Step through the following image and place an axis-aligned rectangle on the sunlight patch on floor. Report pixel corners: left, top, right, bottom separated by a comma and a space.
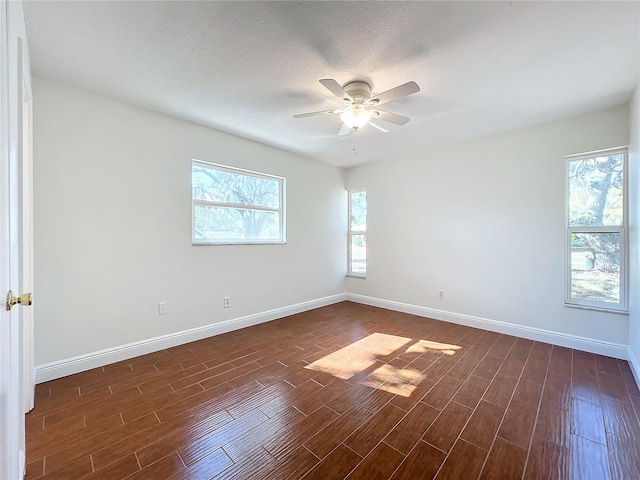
304, 332, 411, 380
305, 332, 461, 397
359, 363, 422, 396
405, 339, 461, 356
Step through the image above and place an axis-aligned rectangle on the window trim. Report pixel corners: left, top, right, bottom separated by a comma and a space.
192, 160, 286, 245
564, 146, 628, 313
347, 188, 366, 278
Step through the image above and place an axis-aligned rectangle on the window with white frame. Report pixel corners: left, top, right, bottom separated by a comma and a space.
348, 189, 366, 277
565, 147, 627, 312
192, 160, 285, 244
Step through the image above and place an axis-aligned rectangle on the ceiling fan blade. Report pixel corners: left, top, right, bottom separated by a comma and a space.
320, 79, 352, 101
369, 81, 420, 106
338, 123, 352, 136
372, 109, 411, 126
293, 109, 341, 119
368, 121, 389, 133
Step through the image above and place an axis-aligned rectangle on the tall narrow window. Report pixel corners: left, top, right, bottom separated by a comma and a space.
565, 147, 627, 312
348, 189, 366, 277
192, 160, 285, 244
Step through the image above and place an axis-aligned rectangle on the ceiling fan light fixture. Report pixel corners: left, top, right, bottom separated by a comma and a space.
294, 78, 419, 134
340, 104, 371, 129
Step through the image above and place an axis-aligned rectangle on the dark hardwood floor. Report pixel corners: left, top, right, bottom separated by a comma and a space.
26, 302, 640, 479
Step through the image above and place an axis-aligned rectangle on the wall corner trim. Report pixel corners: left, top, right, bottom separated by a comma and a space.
628, 347, 640, 390
35, 293, 347, 384
346, 293, 628, 360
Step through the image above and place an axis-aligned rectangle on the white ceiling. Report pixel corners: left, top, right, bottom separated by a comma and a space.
23, 1, 639, 168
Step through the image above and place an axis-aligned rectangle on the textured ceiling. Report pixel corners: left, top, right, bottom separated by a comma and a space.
24, 1, 640, 168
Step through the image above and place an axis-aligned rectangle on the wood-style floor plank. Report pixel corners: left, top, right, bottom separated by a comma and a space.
389, 440, 446, 480
479, 437, 527, 480
301, 444, 361, 480
25, 302, 640, 480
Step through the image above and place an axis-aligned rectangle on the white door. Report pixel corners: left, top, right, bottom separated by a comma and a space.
0, 0, 33, 478
19, 9, 34, 415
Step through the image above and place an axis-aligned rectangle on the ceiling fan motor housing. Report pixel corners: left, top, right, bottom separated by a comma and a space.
343, 81, 371, 103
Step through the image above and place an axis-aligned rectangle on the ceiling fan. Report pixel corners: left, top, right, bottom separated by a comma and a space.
294, 79, 420, 135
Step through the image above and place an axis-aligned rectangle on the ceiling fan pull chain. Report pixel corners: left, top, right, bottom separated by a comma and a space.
352, 129, 358, 156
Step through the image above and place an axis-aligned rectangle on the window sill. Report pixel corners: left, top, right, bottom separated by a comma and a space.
564, 303, 629, 316
346, 274, 366, 279
192, 241, 286, 246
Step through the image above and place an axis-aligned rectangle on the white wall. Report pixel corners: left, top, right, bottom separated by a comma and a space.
33, 77, 346, 366
33, 75, 635, 377
347, 105, 630, 350
629, 87, 640, 380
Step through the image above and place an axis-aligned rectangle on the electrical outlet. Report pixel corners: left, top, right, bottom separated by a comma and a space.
223, 296, 231, 308
437, 290, 445, 300
158, 302, 168, 315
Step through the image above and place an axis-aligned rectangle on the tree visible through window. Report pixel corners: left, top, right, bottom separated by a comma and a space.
192, 160, 285, 244
566, 148, 627, 312
348, 189, 366, 277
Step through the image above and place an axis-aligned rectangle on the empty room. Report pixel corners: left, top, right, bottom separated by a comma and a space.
1, 1, 639, 479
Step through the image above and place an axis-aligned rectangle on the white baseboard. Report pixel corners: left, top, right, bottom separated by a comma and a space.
35, 291, 633, 384
628, 347, 640, 390
347, 293, 628, 360
35, 293, 347, 384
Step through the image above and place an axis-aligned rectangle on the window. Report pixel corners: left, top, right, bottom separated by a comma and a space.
192, 160, 285, 244
565, 147, 627, 312
348, 189, 366, 277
